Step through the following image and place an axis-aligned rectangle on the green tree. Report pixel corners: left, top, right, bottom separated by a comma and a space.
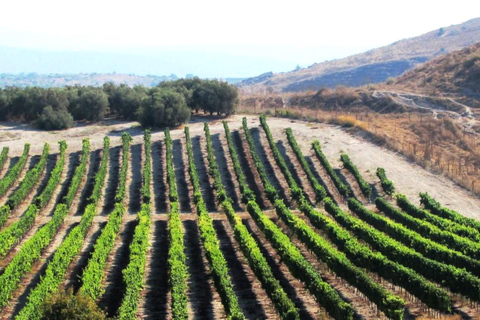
68, 87, 109, 121
36, 106, 74, 130
137, 87, 190, 128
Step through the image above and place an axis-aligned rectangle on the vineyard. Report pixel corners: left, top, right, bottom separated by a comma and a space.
1, 115, 480, 319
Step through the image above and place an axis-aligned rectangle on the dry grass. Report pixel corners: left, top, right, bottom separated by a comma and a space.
330, 115, 368, 130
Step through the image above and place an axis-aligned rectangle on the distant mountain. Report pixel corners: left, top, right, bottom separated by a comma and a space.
239, 17, 480, 93
0, 72, 245, 88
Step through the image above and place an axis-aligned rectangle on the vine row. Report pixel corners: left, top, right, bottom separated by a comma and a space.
0, 143, 30, 197
165, 128, 188, 320
340, 153, 372, 199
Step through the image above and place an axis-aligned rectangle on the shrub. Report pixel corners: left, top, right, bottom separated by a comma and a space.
40, 288, 107, 320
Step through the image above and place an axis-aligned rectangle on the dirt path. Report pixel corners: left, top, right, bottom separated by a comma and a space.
152, 139, 167, 213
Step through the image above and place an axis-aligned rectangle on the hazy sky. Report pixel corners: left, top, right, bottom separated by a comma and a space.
0, 0, 479, 75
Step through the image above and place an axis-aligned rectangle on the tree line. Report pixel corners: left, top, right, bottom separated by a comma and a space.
0, 78, 238, 130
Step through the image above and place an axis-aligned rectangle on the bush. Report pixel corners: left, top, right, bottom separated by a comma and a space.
40, 288, 107, 320
36, 106, 74, 130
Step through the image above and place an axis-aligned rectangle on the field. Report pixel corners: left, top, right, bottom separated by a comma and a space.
1, 115, 480, 319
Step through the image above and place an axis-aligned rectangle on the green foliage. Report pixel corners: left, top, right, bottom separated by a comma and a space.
222, 122, 299, 319
104, 83, 147, 120
204, 123, 228, 203
118, 205, 150, 320
285, 127, 327, 202
63, 139, 91, 207
36, 106, 74, 130
137, 88, 190, 128
339, 198, 480, 302
222, 203, 299, 319
0, 204, 69, 310
260, 116, 404, 319
246, 201, 354, 319
118, 130, 151, 319
222, 122, 255, 203
186, 126, 244, 319
87, 137, 110, 205
165, 128, 188, 320
0, 80, 237, 128
159, 78, 238, 115
16, 137, 109, 320
0, 147, 9, 172
241, 117, 277, 202
0, 140, 89, 310
316, 198, 451, 312
68, 87, 109, 121
35, 141, 68, 208
140, 129, 152, 203
0, 142, 67, 259
40, 288, 107, 320
340, 153, 372, 199
368, 197, 480, 275
376, 197, 480, 260
311, 139, 351, 197
259, 116, 304, 200
376, 167, 395, 195
5, 143, 50, 212
397, 194, 480, 241
242, 118, 355, 319
81, 133, 131, 301
420, 192, 480, 232
0, 143, 30, 197
164, 129, 178, 202
115, 132, 132, 203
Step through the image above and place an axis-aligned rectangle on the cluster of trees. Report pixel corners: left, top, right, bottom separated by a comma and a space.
0, 78, 238, 130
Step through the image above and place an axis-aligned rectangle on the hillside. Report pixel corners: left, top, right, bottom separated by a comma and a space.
388, 42, 480, 96
239, 17, 480, 93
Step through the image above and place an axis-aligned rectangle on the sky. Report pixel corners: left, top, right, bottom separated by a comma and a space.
0, 0, 479, 77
